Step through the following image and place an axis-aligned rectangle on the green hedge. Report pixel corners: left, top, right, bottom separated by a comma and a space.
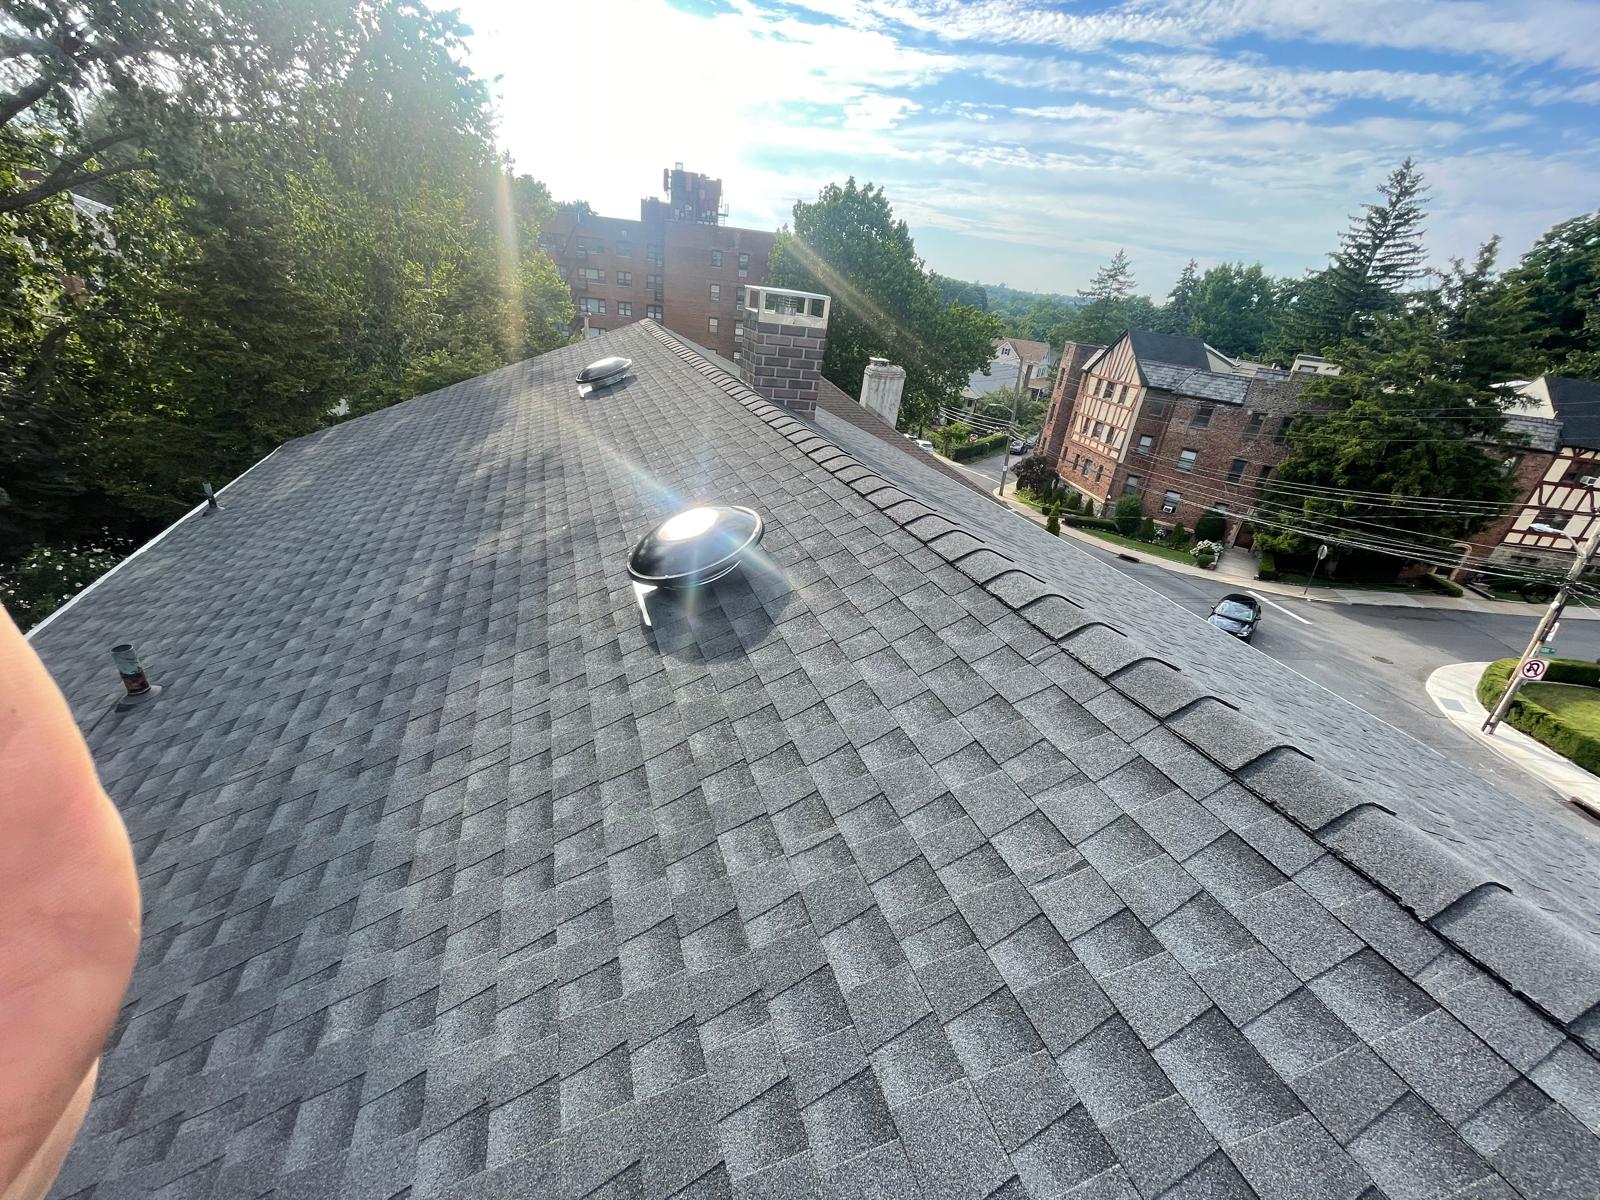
1476, 658, 1600, 774
1417, 572, 1464, 597
1257, 550, 1277, 581
1064, 515, 1119, 531
947, 432, 1010, 462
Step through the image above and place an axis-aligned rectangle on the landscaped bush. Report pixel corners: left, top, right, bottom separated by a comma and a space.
1194, 510, 1227, 543
947, 432, 1011, 462
1064, 491, 1082, 513
1137, 516, 1157, 542
1064, 515, 1119, 531
1257, 550, 1278, 581
1417, 572, 1464, 597
1190, 538, 1222, 567
1046, 512, 1060, 536
1114, 494, 1143, 536
1168, 523, 1189, 549
1476, 659, 1600, 774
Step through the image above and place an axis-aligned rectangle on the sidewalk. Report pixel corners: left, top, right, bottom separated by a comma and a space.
1426, 662, 1600, 808
991, 487, 1600, 619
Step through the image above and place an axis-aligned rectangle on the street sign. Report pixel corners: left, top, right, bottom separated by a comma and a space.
1316, 544, 1329, 560
1519, 657, 1549, 681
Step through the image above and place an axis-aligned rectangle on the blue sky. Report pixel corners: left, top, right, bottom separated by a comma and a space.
444, 0, 1600, 296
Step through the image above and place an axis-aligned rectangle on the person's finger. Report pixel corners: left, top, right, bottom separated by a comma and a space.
0, 608, 142, 1195
1, 1062, 98, 1200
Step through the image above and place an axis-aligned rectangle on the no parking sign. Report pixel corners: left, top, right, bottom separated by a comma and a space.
1519, 658, 1548, 681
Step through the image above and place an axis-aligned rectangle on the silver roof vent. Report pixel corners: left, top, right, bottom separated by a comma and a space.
577, 355, 632, 396
627, 505, 765, 625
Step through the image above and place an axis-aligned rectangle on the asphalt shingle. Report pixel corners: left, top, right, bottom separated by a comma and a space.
33, 321, 1600, 1198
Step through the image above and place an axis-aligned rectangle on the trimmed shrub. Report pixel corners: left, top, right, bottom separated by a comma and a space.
1168, 523, 1189, 549
1476, 659, 1600, 774
1064, 491, 1082, 513
1190, 538, 1222, 567
1064, 515, 1119, 531
1257, 550, 1278, 581
1417, 572, 1464, 597
1194, 510, 1227, 543
1137, 516, 1157, 542
1113, 494, 1143, 536
1046, 512, 1060, 536
948, 431, 1010, 462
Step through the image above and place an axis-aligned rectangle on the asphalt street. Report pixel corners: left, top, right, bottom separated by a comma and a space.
1063, 532, 1600, 810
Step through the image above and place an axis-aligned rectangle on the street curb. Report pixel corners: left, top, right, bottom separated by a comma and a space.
1425, 662, 1600, 805
989, 486, 1600, 619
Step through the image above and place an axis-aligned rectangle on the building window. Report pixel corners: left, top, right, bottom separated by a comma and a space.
1162, 490, 1181, 512
1535, 509, 1568, 528
1081, 459, 1092, 477
1227, 458, 1247, 483
736, 286, 746, 306
1177, 448, 1198, 472
1276, 415, 1294, 443
1191, 404, 1214, 429
1148, 397, 1166, 416
647, 304, 662, 320
709, 283, 721, 301
617, 241, 632, 258
1243, 410, 1264, 439
647, 244, 663, 265
579, 297, 607, 314
1136, 434, 1153, 454
1123, 476, 1142, 496
577, 237, 606, 255
1094, 465, 1104, 482
580, 267, 604, 283
708, 317, 719, 334
617, 301, 632, 317
738, 252, 750, 277
711, 249, 723, 267
618, 271, 632, 286
1257, 464, 1272, 484
733, 349, 742, 361
735, 322, 744, 337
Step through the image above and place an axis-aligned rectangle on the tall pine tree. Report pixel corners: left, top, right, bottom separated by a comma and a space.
1283, 160, 1429, 354
1074, 249, 1136, 344
1158, 259, 1199, 335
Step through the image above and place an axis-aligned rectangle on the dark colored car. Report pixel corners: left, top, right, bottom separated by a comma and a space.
1207, 593, 1261, 641
1008, 439, 1027, 455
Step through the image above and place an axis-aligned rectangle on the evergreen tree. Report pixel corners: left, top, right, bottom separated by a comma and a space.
1283, 160, 1430, 354
1075, 249, 1136, 344
1159, 259, 1200, 336
1505, 210, 1600, 371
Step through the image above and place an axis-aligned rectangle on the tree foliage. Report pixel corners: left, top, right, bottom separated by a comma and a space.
1505, 210, 1600, 373
1189, 263, 1276, 359
1, 0, 573, 591
1158, 259, 1199, 336
767, 178, 1002, 433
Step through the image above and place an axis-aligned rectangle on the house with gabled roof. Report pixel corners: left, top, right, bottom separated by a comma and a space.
27, 314, 1600, 1199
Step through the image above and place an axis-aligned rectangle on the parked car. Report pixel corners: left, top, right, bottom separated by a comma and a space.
1206, 593, 1261, 641
1008, 440, 1027, 455
914, 438, 934, 451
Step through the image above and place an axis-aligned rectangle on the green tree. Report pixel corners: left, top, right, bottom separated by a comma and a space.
1190, 263, 1278, 359
1159, 259, 1200, 336
933, 421, 974, 457
1046, 510, 1060, 536
932, 273, 989, 310
1281, 160, 1430, 355
1505, 210, 1600, 372
1113, 493, 1143, 536
1074, 249, 1136, 344
768, 178, 1001, 433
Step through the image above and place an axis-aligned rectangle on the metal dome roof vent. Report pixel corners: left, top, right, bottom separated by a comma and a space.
577, 355, 633, 396
627, 504, 765, 625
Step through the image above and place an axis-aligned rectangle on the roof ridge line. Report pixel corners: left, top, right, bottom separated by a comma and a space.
640, 319, 1600, 1045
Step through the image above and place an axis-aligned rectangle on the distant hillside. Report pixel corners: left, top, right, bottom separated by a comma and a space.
934, 275, 1087, 343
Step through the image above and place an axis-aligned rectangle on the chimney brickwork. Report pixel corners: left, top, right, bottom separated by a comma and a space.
738, 286, 831, 418
861, 357, 906, 427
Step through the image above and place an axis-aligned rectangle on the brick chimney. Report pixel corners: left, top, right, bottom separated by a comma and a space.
737, 285, 831, 417
861, 357, 906, 427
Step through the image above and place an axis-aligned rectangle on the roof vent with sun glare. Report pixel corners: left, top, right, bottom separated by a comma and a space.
627, 504, 764, 625
577, 355, 633, 396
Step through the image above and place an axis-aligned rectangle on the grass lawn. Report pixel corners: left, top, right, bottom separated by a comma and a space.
1523, 681, 1600, 736
1077, 528, 1200, 566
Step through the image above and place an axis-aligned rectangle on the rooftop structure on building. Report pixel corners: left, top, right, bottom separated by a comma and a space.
31, 323, 1600, 1199
539, 166, 774, 361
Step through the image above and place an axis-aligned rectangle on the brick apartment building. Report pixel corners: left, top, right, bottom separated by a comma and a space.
1040, 329, 1318, 542
540, 165, 776, 361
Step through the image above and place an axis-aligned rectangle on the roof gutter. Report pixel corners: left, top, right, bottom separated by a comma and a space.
25, 447, 281, 642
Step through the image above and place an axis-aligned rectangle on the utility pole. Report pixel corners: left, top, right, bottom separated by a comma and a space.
1482, 519, 1600, 733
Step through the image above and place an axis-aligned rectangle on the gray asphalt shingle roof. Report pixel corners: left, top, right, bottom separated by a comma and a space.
33, 321, 1600, 1199
1545, 375, 1600, 451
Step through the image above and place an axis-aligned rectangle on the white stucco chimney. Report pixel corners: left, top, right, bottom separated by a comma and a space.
861, 357, 906, 426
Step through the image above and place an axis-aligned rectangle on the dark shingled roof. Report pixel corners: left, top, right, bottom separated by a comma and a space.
32, 321, 1600, 1199
1545, 375, 1600, 451
1125, 328, 1214, 372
